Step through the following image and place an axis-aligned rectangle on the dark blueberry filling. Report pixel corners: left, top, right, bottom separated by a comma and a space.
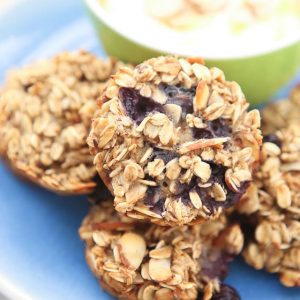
89, 176, 113, 204
144, 161, 249, 216
200, 250, 233, 280
151, 148, 179, 164
151, 198, 166, 216
263, 134, 282, 148
160, 83, 195, 117
177, 163, 249, 216
197, 284, 241, 300
193, 119, 232, 140
144, 186, 161, 206
119, 87, 164, 124
144, 186, 166, 215
230, 213, 257, 245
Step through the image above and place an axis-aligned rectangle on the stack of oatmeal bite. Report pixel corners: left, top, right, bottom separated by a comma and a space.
80, 55, 262, 300
1, 51, 300, 300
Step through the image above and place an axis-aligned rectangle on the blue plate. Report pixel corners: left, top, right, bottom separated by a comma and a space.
0, 1, 299, 299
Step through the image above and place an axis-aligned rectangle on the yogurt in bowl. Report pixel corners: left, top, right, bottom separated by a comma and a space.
85, 0, 300, 103
99, 0, 300, 59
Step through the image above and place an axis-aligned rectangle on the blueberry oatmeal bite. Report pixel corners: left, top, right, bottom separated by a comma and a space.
237, 123, 300, 287
87, 56, 262, 225
79, 200, 243, 300
0, 51, 123, 195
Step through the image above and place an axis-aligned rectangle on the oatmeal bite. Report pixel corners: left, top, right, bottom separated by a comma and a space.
237, 124, 300, 287
79, 200, 243, 300
0, 50, 123, 194
88, 56, 262, 225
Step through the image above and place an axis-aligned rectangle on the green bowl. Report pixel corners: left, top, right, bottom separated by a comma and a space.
84, 0, 300, 105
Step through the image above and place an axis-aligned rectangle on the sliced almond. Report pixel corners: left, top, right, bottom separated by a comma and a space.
117, 232, 146, 270
148, 258, 173, 282
193, 80, 210, 112
149, 246, 172, 259
178, 137, 230, 154
164, 104, 182, 125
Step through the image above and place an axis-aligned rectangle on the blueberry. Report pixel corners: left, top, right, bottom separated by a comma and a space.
89, 176, 113, 204
119, 87, 164, 124
200, 250, 233, 280
151, 148, 178, 164
197, 284, 240, 300
211, 284, 241, 300
263, 134, 281, 148
193, 119, 231, 140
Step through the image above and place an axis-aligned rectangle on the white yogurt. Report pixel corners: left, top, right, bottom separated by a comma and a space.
100, 0, 300, 58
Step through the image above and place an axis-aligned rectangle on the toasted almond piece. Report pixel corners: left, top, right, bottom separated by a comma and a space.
164, 104, 182, 125
187, 57, 205, 65
148, 258, 173, 282
117, 232, 146, 270
149, 246, 172, 259
178, 137, 230, 154
91, 221, 135, 231
193, 80, 209, 112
